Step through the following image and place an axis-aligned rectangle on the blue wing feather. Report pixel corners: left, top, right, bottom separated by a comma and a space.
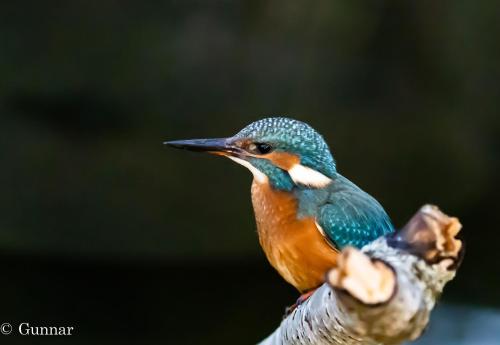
315, 175, 393, 249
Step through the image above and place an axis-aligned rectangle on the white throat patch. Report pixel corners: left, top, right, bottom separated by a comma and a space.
227, 156, 268, 183
288, 164, 332, 188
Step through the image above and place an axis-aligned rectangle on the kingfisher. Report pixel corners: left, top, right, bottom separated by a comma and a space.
165, 117, 393, 299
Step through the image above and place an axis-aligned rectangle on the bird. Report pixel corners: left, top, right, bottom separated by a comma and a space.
165, 117, 393, 300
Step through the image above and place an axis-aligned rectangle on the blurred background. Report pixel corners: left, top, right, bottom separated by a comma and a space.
1, 1, 499, 344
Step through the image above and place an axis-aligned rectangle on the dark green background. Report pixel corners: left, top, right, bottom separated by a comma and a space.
1, 1, 499, 344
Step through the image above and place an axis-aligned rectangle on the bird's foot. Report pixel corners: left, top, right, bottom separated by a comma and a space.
283, 289, 317, 318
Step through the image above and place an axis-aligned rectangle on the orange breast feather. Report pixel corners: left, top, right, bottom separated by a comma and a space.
251, 181, 338, 292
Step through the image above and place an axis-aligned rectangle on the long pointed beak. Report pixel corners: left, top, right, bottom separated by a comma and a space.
164, 138, 241, 156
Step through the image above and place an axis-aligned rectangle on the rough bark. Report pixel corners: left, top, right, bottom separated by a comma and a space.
259, 205, 464, 345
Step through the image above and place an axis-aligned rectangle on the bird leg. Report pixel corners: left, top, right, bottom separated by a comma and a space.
284, 288, 318, 317
297, 289, 317, 304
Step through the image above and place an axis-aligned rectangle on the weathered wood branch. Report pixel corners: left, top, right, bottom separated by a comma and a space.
259, 205, 464, 345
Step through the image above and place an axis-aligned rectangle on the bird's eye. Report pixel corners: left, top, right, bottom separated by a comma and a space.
254, 142, 272, 154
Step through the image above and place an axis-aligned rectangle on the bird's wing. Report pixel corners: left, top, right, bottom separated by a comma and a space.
315, 189, 393, 250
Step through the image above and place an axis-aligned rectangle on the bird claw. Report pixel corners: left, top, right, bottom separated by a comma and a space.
283, 304, 297, 318
283, 289, 317, 318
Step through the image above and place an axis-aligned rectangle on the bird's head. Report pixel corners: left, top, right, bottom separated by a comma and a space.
165, 117, 336, 191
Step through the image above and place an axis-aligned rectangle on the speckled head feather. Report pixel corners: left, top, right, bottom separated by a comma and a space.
234, 117, 336, 178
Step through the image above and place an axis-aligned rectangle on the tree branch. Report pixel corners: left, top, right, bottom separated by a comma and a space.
259, 205, 464, 345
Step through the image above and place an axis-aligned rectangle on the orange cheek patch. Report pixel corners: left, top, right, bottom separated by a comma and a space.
265, 152, 300, 170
